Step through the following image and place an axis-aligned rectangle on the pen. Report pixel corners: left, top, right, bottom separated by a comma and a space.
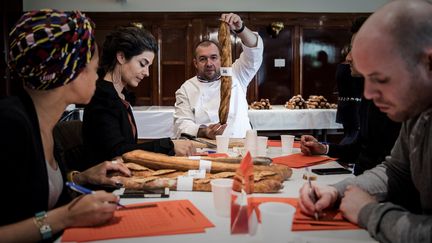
305, 167, 319, 220
65, 182, 126, 208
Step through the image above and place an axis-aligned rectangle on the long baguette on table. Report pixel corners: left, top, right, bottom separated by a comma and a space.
122, 150, 292, 180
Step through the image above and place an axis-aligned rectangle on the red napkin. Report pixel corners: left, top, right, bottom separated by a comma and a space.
272, 153, 336, 168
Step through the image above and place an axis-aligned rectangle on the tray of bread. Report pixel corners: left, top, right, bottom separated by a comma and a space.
285, 95, 337, 109
249, 98, 272, 110
110, 150, 293, 193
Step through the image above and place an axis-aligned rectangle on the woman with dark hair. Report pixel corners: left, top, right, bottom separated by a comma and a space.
0, 9, 131, 241
83, 26, 194, 167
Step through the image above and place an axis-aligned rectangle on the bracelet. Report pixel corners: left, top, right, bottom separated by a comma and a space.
34, 211, 52, 240
67, 171, 80, 183
234, 22, 245, 34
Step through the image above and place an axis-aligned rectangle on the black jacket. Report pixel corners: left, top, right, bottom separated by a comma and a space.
335, 63, 364, 145
0, 92, 70, 227
329, 98, 401, 175
82, 80, 175, 167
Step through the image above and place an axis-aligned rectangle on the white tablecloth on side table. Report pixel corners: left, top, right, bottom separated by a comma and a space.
79, 106, 343, 139
248, 105, 342, 131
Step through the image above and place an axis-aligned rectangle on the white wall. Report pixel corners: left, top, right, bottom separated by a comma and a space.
23, 0, 389, 13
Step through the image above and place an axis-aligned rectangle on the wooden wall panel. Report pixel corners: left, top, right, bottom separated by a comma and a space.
1, 11, 370, 106
256, 26, 293, 105
301, 27, 351, 103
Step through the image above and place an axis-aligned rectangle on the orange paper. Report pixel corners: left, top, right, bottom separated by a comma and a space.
272, 153, 336, 168
267, 140, 300, 148
250, 197, 359, 231
61, 200, 214, 242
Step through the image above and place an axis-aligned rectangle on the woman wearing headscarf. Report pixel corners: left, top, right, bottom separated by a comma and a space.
82, 25, 195, 167
0, 9, 131, 241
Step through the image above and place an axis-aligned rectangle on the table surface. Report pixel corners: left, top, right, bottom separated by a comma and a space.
58, 148, 377, 243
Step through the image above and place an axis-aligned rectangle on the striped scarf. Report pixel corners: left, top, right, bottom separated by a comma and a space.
8, 9, 96, 90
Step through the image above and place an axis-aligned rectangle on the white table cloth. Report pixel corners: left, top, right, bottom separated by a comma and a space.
57, 147, 377, 243
132, 106, 342, 139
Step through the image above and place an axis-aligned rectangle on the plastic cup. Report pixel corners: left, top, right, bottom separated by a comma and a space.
259, 202, 296, 242
281, 135, 295, 155
210, 178, 233, 217
216, 135, 230, 153
256, 136, 268, 157
245, 129, 257, 157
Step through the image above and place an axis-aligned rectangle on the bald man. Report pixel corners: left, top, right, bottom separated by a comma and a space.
298, 1, 432, 242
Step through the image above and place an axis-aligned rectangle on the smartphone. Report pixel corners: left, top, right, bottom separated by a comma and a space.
311, 168, 352, 175
120, 187, 170, 198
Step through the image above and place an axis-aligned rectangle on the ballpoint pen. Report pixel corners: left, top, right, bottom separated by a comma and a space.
305, 167, 319, 220
65, 181, 126, 208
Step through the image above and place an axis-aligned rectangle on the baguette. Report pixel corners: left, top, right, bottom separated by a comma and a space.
113, 176, 283, 193
123, 150, 292, 180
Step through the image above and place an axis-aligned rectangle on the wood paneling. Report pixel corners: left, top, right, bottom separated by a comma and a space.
1, 12, 369, 105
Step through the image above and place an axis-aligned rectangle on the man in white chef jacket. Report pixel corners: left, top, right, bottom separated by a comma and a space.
174, 13, 263, 139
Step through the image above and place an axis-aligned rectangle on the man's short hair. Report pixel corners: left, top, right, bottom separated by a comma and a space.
390, 9, 432, 67
193, 40, 222, 58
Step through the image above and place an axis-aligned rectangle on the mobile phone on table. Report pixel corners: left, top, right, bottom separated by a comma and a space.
311, 168, 352, 175
120, 187, 170, 198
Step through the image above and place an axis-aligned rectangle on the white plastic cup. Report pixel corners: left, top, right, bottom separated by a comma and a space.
210, 178, 233, 217
259, 202, 296, 242
216, 135, 230, 153
281, 135, 295, 155
256, 136, 268, 157
245, 129, 257, 157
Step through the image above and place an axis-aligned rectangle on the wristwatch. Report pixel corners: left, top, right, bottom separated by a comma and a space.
34, 211, 52, 240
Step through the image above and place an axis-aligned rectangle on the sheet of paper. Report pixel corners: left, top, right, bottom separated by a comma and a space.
62, 200, 214, 242
272, 153, 336, 168
250, 197, 359, 231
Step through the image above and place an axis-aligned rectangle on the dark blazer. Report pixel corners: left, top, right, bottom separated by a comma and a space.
329, 98, 402, 175
0, 92, 70, 226
83, 80, 175, 167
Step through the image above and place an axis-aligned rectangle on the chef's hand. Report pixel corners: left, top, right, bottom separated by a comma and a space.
197, 123, 227, 139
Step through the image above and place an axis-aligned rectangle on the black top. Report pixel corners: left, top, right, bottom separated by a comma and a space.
82, 80, 175, 167
0, 92, 70, 226
335, 63, 363, 132
329, 98, 402, 175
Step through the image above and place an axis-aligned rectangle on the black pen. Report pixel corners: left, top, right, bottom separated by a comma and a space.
66, 182, 126, 208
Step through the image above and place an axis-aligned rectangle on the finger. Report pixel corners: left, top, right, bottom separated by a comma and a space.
315, 194, 332, 212
106, 162, 132, 177
299, 184, 316, 212
208, 123, 219, 129
225, 13, 235, 24
301, 146, 312, 155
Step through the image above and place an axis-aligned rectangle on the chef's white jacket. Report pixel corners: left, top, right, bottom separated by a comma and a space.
174, 34, 263, 138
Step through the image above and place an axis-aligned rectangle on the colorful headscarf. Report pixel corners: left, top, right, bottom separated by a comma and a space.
8, 9, 96, 90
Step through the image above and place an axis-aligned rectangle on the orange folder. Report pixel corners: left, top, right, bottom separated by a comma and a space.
250, 197, 359, 231
272, 153, 336, 168
61, 200, 214, 242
